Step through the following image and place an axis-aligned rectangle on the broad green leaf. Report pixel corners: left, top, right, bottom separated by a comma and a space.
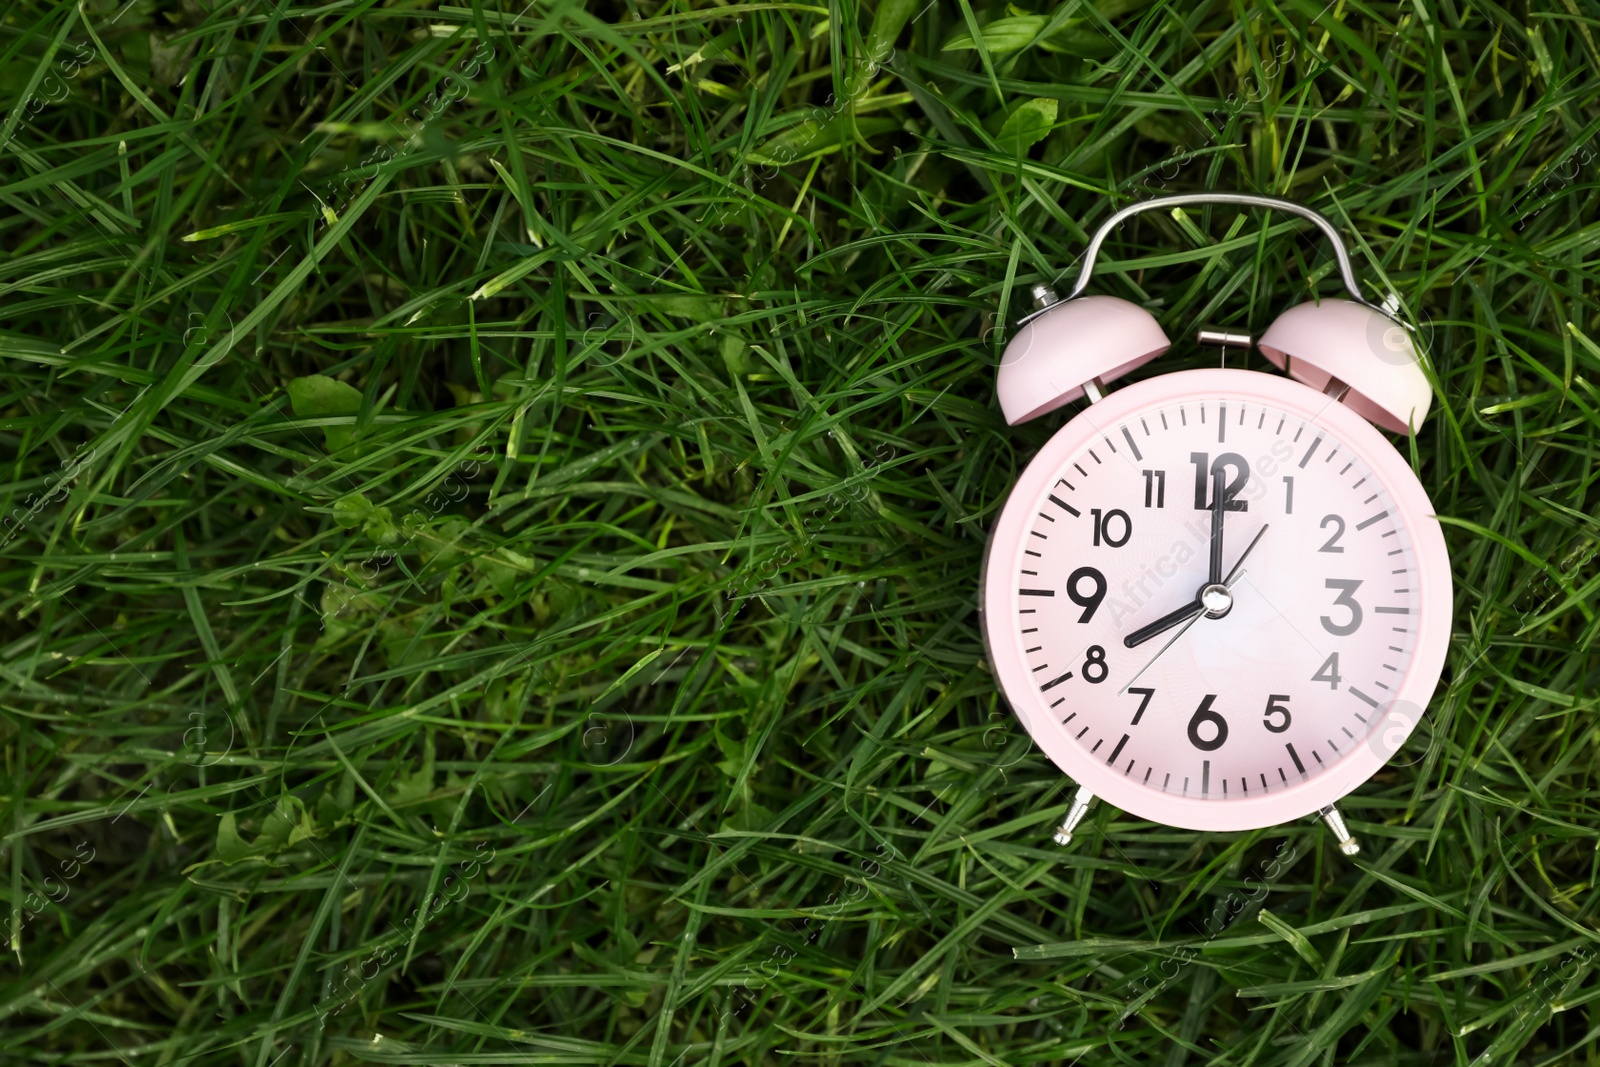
256, 795, 306, 850
390, 734, 436, 806
286, 373, 361, 416
331, 493, 370, 529
638, 293, 726, 322
1036, 0, 1159, 55
330, 491, 397, 544
866, 0, 919, 62
421, 516, 473, 568
1134, 112, 1193, 145
996, 97, 1058, 155
722, 799, 775, 833
721, 332, 750, 376
215, 812, 254, 865
473, 547, 538, 598
713, 722, 744, 778
1036, 22, 1120, 57
379, 620, 444, 671
287, 374, 363, 450
314, 786, 346, 829
943, 16, 1047, 56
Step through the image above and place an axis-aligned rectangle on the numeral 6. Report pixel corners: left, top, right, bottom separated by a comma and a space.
1187, 694, 1228, 751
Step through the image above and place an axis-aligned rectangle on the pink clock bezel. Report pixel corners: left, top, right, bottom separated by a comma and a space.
982, 367, 1452, 832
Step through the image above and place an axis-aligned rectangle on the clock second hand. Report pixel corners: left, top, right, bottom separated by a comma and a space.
1221, 521, 1268, 585
1116, 523, 1270, 695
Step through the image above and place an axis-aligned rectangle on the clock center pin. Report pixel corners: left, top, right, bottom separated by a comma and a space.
1199, 583, 1233, 618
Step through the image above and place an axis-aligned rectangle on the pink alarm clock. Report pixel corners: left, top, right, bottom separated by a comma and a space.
981, 193, 1451, 854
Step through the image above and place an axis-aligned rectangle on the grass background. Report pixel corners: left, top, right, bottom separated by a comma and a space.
3, 0, 1600, 1062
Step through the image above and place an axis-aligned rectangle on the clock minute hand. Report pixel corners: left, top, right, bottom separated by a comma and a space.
1208, 467, 1226, 586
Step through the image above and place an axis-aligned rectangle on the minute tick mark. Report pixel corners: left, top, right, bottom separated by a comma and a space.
1349, 687, 1379, 708
1040, 670, 1074, 692
1121, 427, 1143, 461
1286, 743, 1306, 776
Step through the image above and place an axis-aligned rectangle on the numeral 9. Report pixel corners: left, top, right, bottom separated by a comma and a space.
1066, 566, 1106, 623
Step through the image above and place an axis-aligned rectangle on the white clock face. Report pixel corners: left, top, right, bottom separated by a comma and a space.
983, 370, 1451, 830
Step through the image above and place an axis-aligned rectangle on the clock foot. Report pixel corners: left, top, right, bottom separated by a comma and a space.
1052, 786, 1096, 846
1318, 804, 1361, 856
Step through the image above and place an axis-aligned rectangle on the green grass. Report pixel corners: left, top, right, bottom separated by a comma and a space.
2, 0, 1600, 1062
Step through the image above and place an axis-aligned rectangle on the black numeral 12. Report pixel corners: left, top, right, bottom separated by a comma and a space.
1190, 452, 1249, 511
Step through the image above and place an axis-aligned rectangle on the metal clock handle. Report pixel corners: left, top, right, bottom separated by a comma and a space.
1063, 192, 1374, 309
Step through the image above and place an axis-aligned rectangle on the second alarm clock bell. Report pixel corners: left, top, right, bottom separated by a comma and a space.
980, 192, 1451, 856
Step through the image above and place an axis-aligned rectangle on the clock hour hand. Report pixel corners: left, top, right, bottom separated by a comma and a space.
1123, 600, 1202, 648
1119, 596, 1214, 694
